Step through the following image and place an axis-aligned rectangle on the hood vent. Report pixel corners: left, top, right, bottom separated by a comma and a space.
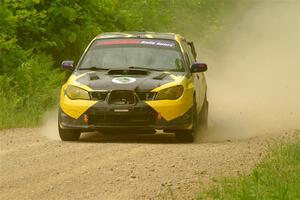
107, 69, 149, 76
89, 72, 100, 80
152, 72, 168, 80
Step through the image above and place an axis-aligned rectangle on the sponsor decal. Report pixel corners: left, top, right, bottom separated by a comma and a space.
97, 40, 142, 46
112, 77, 136, 84
140, 40, 175, 47
96, 39, 175, 48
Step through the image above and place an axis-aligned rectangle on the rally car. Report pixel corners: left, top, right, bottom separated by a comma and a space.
58, 32, 208, 142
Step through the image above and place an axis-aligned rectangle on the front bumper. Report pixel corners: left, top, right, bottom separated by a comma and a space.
58, 100, 193, 131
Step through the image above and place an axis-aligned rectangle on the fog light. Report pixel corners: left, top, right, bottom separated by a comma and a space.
83, 114, 89, 124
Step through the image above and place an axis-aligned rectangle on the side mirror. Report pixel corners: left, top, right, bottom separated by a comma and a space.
61, 60, 74, 71
191, 63, 207, 73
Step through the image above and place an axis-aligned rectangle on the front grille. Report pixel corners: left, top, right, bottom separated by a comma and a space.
136, 92, 156, 101
90, 92, 108, 101
89, 114, 155, 126
108, 90, 135, 105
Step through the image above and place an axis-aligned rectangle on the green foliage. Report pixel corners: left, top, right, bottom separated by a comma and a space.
1, 0, 172, 66
196, 139, 300, 200
0, 2, 26, 74
0, 54, 64, 128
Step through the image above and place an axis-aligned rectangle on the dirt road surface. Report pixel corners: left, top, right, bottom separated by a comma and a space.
1, 128, 298, 200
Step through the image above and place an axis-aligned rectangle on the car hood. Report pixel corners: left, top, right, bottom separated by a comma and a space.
69, 69, 186, 92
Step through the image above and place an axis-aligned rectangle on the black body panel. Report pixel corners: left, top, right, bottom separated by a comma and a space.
74, 70, 184, 92
58, 101, 193, 132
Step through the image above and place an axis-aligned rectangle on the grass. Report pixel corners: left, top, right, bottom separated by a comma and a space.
196, 137, 300, 200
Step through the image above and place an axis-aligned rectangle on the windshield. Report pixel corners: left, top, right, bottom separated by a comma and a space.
78, 39, 185, 72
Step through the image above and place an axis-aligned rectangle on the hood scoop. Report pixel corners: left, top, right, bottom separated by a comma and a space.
107, 69, 149, 76
153, 72, 168, 80
89, 72, 100, 80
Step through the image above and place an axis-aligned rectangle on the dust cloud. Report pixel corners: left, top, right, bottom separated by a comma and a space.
40, 110, 60, 140
197, 0, 300, 141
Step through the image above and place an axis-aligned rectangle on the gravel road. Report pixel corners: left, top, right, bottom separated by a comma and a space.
1, 128, 297, 200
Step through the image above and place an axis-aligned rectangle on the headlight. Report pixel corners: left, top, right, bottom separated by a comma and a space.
65, 85, 90, 100
155, 85, 184, 100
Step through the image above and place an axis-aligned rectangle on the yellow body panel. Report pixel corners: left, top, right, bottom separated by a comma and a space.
146, 77, 194, 121
66, 74, 92, 91
60, 74, 97, 119
151, 74, 184, 92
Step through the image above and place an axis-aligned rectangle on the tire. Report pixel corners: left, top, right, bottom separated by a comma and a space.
199, 97, 209, 129
175, 98, 198, 143
175, 130, 195, 143
58, 108, 81, 141
58, 125, 81, 141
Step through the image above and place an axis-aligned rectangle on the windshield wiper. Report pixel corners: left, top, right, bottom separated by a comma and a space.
79, 66, 109, 71
128, 66, 165, 72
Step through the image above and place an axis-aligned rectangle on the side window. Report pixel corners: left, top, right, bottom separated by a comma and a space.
181, 41, 194, 67
187, 42, 197, 60
185, 42, 196, 63
184, 52, 190, 67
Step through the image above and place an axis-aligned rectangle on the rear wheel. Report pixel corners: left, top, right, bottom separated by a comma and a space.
175, 98, 198, 143
175, 129, 195, 143
58, 125, 81, 141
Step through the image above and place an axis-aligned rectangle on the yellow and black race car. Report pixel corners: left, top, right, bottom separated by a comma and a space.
59, 32, 208, 142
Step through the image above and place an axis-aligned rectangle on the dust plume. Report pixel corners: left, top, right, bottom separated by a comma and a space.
40, 110, 60, 140
197, 0, 300, 141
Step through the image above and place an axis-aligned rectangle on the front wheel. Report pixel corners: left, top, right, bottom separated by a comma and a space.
175, 129, 195, 143
58, 125, 81, 141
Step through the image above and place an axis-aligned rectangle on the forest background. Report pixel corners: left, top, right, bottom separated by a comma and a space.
0, 0, 251, 128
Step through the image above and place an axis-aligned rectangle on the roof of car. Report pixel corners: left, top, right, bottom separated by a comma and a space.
96, 32, 184, 41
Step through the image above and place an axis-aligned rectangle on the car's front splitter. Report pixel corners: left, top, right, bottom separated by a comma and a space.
58, 101, 193, 132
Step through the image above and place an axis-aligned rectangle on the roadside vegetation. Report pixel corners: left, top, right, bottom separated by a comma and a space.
1, 0, 247, 129
0, 0, 170, 128
196, 137, 300, 199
